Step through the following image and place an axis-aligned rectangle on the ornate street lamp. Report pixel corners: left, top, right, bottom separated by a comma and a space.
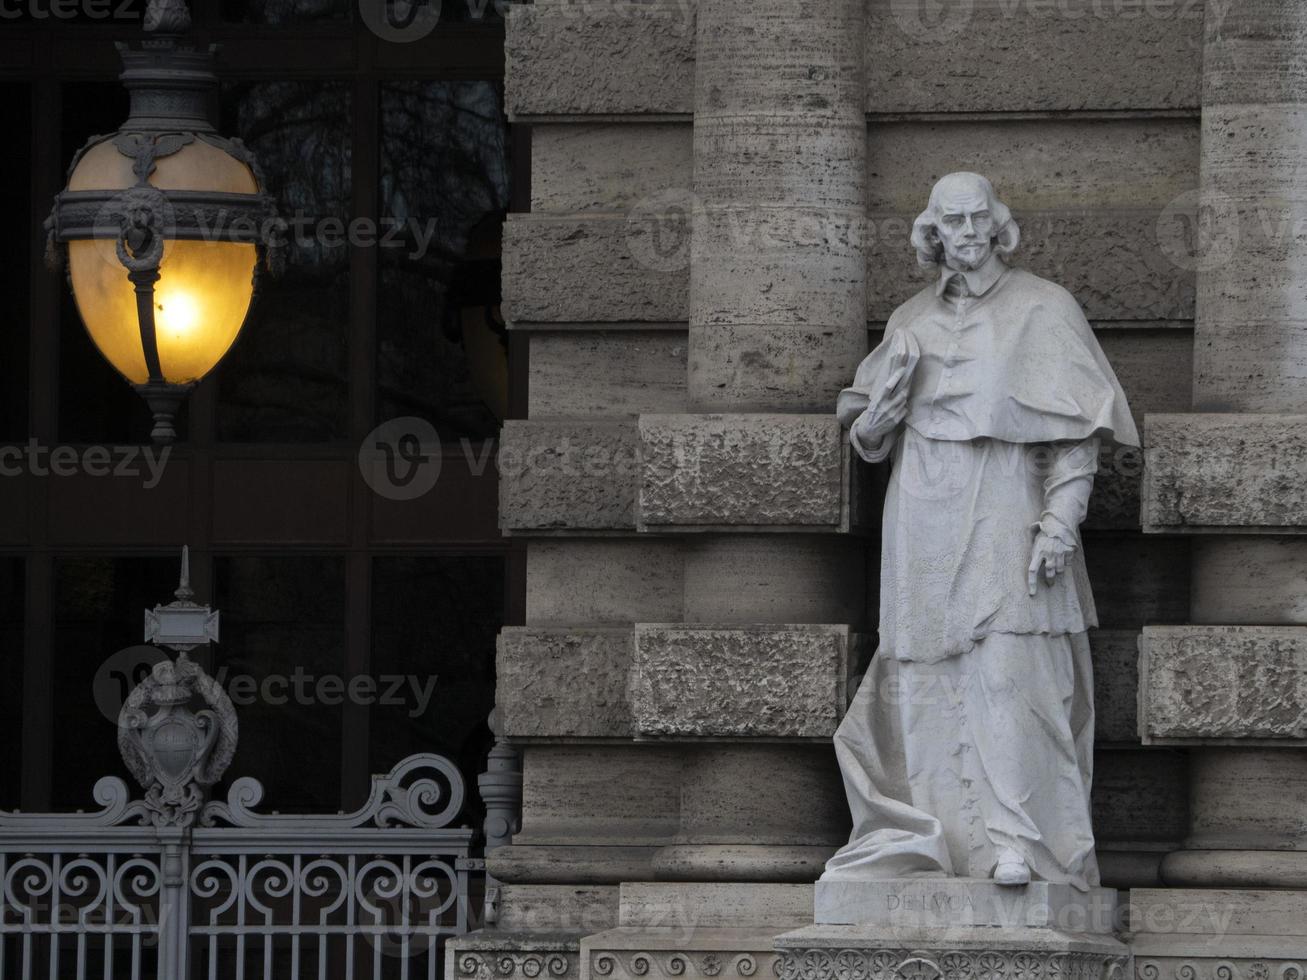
45, 0, 281, 445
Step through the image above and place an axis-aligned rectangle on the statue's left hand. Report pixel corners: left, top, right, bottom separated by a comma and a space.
1027, 531, 1076, 596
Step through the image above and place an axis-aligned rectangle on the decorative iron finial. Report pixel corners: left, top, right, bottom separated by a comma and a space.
145, 546, 219, 652
175, 544, 195, 603
142, 0, 192, 33
120, 546, 237, 827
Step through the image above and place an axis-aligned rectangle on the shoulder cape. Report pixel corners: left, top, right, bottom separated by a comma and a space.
837, 268, 1140, 447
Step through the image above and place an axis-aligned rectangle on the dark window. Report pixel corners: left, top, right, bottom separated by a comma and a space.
0, 560, 23, 809
50, 556, 179, 810
217, 81, 353, 443
377, 80, 510, 440
3, 4, 518, 816
0, 84, 31, 443
221, 0, 350, 24
369, 555, 502, 819
213, 555, 347, 812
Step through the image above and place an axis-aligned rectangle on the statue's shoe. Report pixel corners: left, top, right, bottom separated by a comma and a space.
993, 849, 1031, 886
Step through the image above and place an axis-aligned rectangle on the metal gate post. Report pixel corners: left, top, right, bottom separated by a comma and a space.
157, 828, 190, 979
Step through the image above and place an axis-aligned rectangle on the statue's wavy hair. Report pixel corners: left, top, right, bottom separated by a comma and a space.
909, 172, 1021, 269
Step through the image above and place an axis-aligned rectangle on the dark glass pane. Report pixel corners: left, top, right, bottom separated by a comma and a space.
369, 556, 501, 824
51, 556, 179, 810
56, 82, 162, 445
213, 556, 346, 811
377, 81, 510, 441
439, 0, 505, 22
0, 84, 30, 442
1, 0, 144, 24
221, 0, 349, 24
0, 560, 23, 809
217, 82, 351, 442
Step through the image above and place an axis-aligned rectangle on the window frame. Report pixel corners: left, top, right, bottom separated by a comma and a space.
0, 8, 527, 812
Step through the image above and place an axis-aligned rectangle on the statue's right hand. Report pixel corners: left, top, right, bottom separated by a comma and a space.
853, 384, 910, 445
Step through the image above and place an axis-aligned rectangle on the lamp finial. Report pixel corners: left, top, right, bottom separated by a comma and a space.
142, 0, 192, 34
176, 546, 194, 604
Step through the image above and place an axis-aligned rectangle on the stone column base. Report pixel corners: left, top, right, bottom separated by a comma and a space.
774, 925, 1129, 980
1129, 888, 1307, 977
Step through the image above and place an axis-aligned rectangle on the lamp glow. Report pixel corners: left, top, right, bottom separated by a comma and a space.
47, 25, 280, 444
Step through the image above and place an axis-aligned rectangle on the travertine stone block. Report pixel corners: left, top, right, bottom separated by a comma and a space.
487, 844, 659, 887
868, 210, 1192, 323
814, 879, 1118, 932
517, 745, 682, 844
630, 625, 855, 738
1139, 626, 1307, 743
686, 322, 866, 414
866, 119, 1198, 322
1143, 415, 1307, 531
1090, 629, 1141, 743
529, 332, 689, 419
504, 217, 688, 324
521, 328, 1186, 528
1131, 888, 1307, 938
1083, 534, 1190, 627
503, 0, 1201, 117
498, 629, 635, 738
864, 0, 1200, 113
1088, 329, 1192, 529
503, 214, 1195, 328
866, 120, 1198, 215
1130, 887, 1307, 969
504, 417, 859, 534
1091, 748, 1189, 845
499, 625, 861, 740
505, 2, 695, 118
526, 540, 684, 625
1194, 1, 1307, 412
618, 883, 813, 929
1184, 749, 1307, 851
499, 420, 639, 532
530, 125, 692, 214
688, 0, 867, 410
681, 537, 867, 628
497, 884, 620, 934
1095, 847, 1166, 890
638, 415, 847, 530
1191, 537, 1307, 625
667, 744, 849, 848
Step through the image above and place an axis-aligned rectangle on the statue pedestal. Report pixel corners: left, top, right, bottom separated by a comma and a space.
815, 878, 1119, 931
777, 880, 1128, 980
775, 925, 1129, 980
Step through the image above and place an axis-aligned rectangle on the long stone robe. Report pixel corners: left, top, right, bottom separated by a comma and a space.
823, 260, 1137, 890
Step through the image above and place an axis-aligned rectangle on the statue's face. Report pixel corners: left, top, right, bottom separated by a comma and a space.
933, 180, 995, 271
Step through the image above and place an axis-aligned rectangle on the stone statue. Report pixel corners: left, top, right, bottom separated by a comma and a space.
824, 173, 1138, 891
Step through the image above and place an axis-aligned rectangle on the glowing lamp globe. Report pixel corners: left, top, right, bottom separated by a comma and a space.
46, 4, 281, 443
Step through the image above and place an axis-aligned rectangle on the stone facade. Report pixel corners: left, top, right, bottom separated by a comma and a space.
449, 0, 1306, 976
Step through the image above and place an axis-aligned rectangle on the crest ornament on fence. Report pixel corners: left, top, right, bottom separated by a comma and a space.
117, 546, 237, 827
0, 544, 487, 977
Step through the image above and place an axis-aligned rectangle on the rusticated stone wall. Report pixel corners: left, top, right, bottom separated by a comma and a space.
442, 0, 1307, 977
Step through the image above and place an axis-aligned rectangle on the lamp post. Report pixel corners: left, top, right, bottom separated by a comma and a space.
45, 0, 281, 445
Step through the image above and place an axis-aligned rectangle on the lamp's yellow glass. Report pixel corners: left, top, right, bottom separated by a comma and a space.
65, 138, 261, 385
68, 239, 257, 385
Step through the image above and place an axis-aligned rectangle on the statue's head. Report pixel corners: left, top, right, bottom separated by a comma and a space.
910, 172, 1020, 272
